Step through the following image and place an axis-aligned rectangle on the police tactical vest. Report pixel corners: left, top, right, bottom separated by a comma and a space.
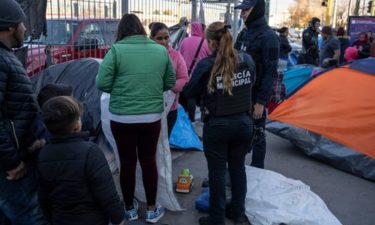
204, 53, 255, 116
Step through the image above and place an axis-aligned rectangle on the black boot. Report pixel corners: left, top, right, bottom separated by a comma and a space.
225, 203, 251, 225
198, 216, 213, 225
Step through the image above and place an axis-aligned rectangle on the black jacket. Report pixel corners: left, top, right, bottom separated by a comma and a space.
302, 26, 319, 57
0, 41, 39, 171
184, 50, 256, 116
234, 17, 279, 106
279, 35, 292, 59
37, 133, 124, 225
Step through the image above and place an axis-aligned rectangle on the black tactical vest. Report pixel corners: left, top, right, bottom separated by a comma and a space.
204, 53, 255, 116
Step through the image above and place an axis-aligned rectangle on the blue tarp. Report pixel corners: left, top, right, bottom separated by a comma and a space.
284, 65, 315, 96
170, 105, 203, 151
350, 57, 375, 75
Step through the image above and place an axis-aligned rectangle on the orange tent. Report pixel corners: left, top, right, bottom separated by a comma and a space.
269, 59, 375, 160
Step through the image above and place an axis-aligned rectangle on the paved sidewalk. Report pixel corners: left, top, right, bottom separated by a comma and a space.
116, 132, 375, 225
160, 132, 374, 225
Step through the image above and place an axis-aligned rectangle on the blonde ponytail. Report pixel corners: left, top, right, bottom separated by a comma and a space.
206, 22, 237, 95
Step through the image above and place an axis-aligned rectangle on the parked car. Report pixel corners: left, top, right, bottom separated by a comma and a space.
26, 18, 119, 76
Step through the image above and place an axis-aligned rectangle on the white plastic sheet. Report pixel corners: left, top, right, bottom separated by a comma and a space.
100, 91, 183, 211
245, 166, 342, 225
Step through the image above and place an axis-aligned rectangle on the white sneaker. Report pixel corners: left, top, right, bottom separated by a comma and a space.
125, 199, 139, 221
145, 204, 165, 223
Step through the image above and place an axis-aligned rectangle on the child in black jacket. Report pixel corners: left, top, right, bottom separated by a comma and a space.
37, 96, 124, 225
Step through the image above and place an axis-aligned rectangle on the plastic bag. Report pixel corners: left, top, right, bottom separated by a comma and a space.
169, 105, 203, 151
195, 187, 210, 213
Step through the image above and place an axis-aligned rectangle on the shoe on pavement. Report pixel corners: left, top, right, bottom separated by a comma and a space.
226, 203, 251, 224
198, 216, 213, 225
145, 204, 165, 223
125, 199, 139, 221
198, 216, 225, 225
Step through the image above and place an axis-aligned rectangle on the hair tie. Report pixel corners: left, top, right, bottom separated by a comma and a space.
216, 24, 231, 35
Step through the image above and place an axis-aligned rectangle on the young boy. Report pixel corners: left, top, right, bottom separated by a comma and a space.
27, 84, 75, 156
37, 83, 73, 107
37, 96, 124, 225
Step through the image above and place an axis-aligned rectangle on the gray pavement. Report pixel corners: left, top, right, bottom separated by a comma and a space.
155, 132, 375, 225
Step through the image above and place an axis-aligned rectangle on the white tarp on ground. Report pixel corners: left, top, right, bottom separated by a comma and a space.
101, 92, 183, 211
101, 90, 340, 221
245, 166, 342, 225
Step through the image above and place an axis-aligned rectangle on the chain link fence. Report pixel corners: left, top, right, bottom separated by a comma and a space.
24, 0, 229, 76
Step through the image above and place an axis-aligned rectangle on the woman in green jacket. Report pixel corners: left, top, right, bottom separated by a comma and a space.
96, 14, 175, 224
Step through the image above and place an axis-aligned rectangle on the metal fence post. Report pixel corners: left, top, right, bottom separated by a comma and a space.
121, 0, 129, 16
192, 0, 197, 22
233, 0, 239, 42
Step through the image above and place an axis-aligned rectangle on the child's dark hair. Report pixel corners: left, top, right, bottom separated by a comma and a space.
278, 27, 288, 34
149, 22, 168, 38
37, 84, 73, 107
42, 96, 82, 135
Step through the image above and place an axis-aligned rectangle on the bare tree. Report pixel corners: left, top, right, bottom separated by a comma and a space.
288, 0, 325, 28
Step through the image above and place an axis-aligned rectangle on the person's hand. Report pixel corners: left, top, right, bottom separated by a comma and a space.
27, 139, 46, 153
6, 161, 27, 181
253, 103, 264, 120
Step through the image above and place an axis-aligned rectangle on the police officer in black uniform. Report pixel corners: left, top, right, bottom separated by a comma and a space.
301, 17, 321, 65
234, 0, 279, 169
184, 22, 255, 225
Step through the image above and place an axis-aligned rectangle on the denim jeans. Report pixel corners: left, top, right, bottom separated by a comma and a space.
251, 108, 267, 169
203, 114, 253, 224
0, 165, 48, 225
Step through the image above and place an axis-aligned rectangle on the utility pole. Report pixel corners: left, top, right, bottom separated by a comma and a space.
121, 0, 129, 16
362, 0, 366, 15
354, 0, 360, 15
325, 0, 333, 25
265, 0, 270, 23
332, 0, 338, 28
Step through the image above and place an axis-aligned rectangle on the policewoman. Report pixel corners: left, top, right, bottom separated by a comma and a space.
184, 22, 255, 225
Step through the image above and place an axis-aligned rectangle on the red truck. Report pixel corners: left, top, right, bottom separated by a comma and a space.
26, 18, 119, 76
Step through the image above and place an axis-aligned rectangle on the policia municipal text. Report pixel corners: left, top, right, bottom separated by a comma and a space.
184, 22, 256, 225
